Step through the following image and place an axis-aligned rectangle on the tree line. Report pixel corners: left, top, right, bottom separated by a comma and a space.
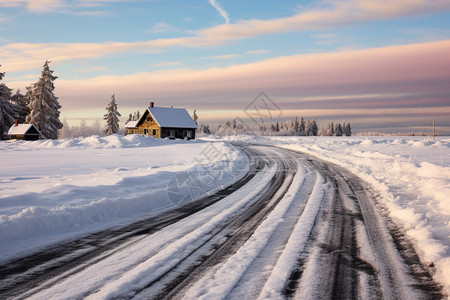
0, 61, 63, 140
0, 62, 124, 140
213, 117, 351, 136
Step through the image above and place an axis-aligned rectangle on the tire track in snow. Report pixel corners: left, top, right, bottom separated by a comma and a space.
0, 146, 261, 299
96, 146, 297, 299
0, 144, 443, 300
283, 153, 443, 300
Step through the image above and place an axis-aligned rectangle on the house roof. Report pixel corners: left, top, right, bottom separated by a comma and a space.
8, 124, 39, 135
147, 107, 198, 129
124, 120, 139, 128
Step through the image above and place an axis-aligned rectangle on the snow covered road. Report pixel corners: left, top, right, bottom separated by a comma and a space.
0, 143, 443, 299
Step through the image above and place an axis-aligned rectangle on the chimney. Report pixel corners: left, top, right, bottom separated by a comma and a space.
150, 101, 154, 108
15, 119, 18, 127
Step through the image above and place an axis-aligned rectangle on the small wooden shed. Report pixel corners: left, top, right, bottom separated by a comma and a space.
125, 102, 197, 139
8, 123, 41, 140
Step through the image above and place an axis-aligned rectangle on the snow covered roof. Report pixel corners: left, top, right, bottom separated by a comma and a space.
147, 107, 198, 129
8, 124, 39, 135
124, 120, 139, 128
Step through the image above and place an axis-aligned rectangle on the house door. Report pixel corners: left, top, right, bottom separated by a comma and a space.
183, 130, 192, 138
168, 130, 175, 138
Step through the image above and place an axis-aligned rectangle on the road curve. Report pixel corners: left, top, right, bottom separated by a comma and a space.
0, 144, 444, 300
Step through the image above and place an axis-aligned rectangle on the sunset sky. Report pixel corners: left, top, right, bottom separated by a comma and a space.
1, 0, 450, 134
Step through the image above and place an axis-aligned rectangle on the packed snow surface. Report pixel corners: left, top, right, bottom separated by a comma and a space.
0, 134, 449, 295
0, 134, 248, 262
218, 135, 450, 294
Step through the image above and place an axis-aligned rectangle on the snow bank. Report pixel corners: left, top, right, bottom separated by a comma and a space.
0, 135, 249, 262
230, 135, 450, 295
0, 134, 202, 150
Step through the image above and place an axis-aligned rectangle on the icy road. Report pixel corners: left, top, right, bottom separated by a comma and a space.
0, 144, 443, 299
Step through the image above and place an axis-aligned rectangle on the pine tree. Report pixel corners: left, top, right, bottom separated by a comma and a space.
335, 123, 343, 136
10, 89, 30, 124
305, 119, 312, 136
0, 67, 21, 140
299, 117, 306, 134
26, 61, 63, 139
103, 93, 121, 136
59, 118, 72, 139
327, 121, 335, 136
193, 109, 198, 125
311, 119, 318, 136
294, 117, 299, 132
344, 122, 352, 136
198, 124, 211, 134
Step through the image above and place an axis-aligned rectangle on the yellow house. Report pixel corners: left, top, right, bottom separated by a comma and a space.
125, 102, 197, 139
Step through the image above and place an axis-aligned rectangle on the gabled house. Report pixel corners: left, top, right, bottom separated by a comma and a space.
125, 102, 197, 139
8, 121, 41, 140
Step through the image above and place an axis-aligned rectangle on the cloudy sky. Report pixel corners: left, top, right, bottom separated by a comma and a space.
1, 0, 450, 134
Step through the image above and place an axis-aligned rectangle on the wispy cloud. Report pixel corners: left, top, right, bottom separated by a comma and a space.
8, 40, 448, 110
152, 61, 181, 67
245, 49, 270, 55
0, 0, 130, 13
2, 0, 450, 72
74, 10, 111, 16
0, 0, 65, 12
311, 33, 340, 45
199, 0, 450, 41
0, 13, 9, 23
202, 54, 239, 59
74, 66, 108, 73
209, 0, 229, 24
148, 22, 179, 34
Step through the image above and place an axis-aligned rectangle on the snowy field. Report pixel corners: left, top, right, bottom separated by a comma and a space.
1, 134, 449, 295
0, 135, 248, 262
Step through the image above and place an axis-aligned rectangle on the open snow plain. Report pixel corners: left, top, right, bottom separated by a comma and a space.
0, 135, 449, 298
0, 135, 249, 261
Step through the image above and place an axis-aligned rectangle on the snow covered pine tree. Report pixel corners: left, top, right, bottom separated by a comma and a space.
0, 66, 21, 140
26, 61, 63, 139
10, 89, 30, 124
103, 94, 121, 136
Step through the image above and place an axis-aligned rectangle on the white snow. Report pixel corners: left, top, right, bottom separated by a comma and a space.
220, 135, 450, 295
7, 124, 35, 135
0, 134, 248, 262
149, 107, 198, 128
258, 171, 325, 300
124, 120, 138, 128
1, 134, 449, 297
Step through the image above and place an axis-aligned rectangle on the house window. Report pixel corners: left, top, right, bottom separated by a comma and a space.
144, 129, 149, 135
152, 129, 156, 136
183, 130, 193, 138
168, 130, 175, 138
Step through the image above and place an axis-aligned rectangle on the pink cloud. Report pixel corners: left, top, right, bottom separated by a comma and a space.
7, 40, 450, 133
27, 39, 444, 108
3, 0, 450, 73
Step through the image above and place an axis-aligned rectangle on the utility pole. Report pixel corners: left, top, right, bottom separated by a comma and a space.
433, 121, 436, 139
